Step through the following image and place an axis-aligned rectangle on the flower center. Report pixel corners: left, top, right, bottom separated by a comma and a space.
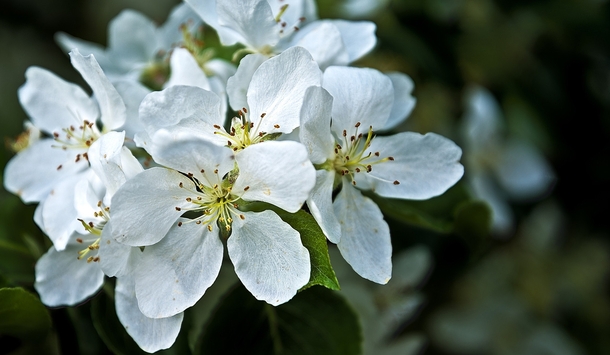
327, 122, 397, 186
213, 107, 280, 152
75, 200, 110, 263
52, 120, 101, 170
175, 169, 247, 234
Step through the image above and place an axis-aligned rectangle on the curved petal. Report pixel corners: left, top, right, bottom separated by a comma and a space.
247, 46, 322, 134
110, 167, 197, 246
70, 49, 127, 130
139, 85, 222, 136
228, 210, 310, 305
165, 48, 211, 90
470, 172, 513, 234
323, 66, 393, 135
108, 9, 158, 70
135, 219, 223, 318
3, 138, 87, 203
216, 0, 279, 50
307, 169, 341, 243
383, 72, 416, 131
299, 86, 335, 163
326, 20, 377, 63
115, 276, 184, 353
18, 67, 98, 134
98, 221, 138, 278
364, 132, 464, 200
158, 3, 202, 49
185, 0, 244, 46
234, 140, 315, 213
34, 245, 104, 307
226, 53, 267, 112
288, 21, 348, 70
335, 183, 392, 284
54, 32, 113, 69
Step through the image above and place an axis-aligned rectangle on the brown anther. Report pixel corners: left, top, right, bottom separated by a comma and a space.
97, 201, 102, 207
250, 122, 254, 128
345, 156, 350, 161
179, 182, 184, 188
343, 130, 347, 137
178, 222, 183, 227
352, 180, 357, 185
366, 165, 372, 172
197, 196, 202, 200
239, 214, 245, 220
87, 256, 94, 263
293, 26, 300, 31
57, 164, 63, 170
274, 124, 280, 129
186, 197, 192, 202
214, 169, 218, 174
374, 152, 380, 156
355, 168, 361, 172
207, 225, 213, 232
82, 152, 88, 160
76, 238, 83, 243
214, 124, 221, 129
388, 157, 395, 161
88, 222, 94, 228
350, 136, 355, 142
243, 107, 248, 113
244, 186, 250, 191
93, 256, 100, 262
70, 125, 75, 131
261, 113, 266, 118
53, 132, 59, 138
281, 22, 286, 27
355, 122, 361, 128
85, 140, 92, 146
75, 154, 81, 162
187, 172, 193, 177
393, 180, 400, 185
227, 140, 232, 146
175, 207, 182, 211
200, 169, 205, 173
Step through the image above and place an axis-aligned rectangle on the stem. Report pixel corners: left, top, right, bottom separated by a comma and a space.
264, 303, 283, 354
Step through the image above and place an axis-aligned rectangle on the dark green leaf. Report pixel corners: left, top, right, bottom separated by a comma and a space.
0, 239, 36, 284
197, 285, 361, 355
453, 200, 493, 242
0, 287, 51, 342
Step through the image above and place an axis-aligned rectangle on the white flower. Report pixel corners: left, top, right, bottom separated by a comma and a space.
4, 50, 126, 206
110, 135, 315, 316
461, 85, 556, 234
135, 46, 321, 154
55, 4, 201, 82
299, 66, 464, 284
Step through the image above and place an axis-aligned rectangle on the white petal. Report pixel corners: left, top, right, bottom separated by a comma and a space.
335, 183, 392, 284
185, 0, 241, 45
110, 168, 197, 246
69, 50, 127, 130
461, 85, 503, 148
326, 20, 377, 63
228, 210, 310, 305
306, 169, 341, 243
234, 140, 315, 213
158, 3, 202, 49
113, 80, 150, 139
288, 21, 349, 70
139, 85, 222, 136
88, 131, 143, 200
54, 32, 113, 69
364, 132, 464, 200
3, 139, 87, 203
494, 140, 556, 200
135, 219, 223, 318
247, 46, 322, 134
115, 276, 184, 353
98, 221, 137, 277
34, 245, 104, 307
226, 53, 267, 112
383, 72, 416, 130
165, 48, 211, 90
18, 67, 99, 134
323, 66, 393, 134
299, 86, 335, 163
107, 10, 158, 70
42, 172, 93, 250
145, 131, 234, 184
216, 0, 279, 50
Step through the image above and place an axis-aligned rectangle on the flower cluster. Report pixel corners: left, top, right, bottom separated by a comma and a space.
4, 0, 464, 352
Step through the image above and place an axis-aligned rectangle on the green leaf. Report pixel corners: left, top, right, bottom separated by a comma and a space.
0, 239, 36, 284
197, 285, 362, 355
453, 200, 493, 243
274, 210, 340, 291
0, 287, 51, 342
369, 183, 490, 235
